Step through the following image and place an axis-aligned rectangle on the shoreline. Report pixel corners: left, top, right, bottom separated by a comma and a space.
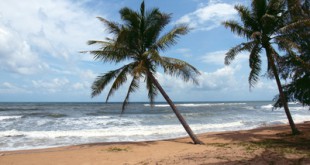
1, 121, 309, 164
0, 121, 303, 153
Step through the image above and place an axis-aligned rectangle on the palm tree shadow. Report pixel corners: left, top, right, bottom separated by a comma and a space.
207, 150, 310, 165
204, 123, 310, 143
202, 123, 310, 164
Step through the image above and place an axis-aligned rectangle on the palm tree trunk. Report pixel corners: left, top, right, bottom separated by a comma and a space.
265, 45, 300, 135
147, 72, 204, 144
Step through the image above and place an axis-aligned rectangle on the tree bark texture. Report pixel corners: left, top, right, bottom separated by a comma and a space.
264, 44, 300, 135
147, 72, 204, 144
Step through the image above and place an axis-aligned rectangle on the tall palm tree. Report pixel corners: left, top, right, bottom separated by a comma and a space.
222, 0, 300, 134
274, 0, 310, 107
83, 1, 203, 144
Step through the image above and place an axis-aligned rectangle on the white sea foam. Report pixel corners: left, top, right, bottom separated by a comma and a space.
290, 106, 309, 111
0, 116, 22, 121
144, 104, 170, 107
0, 121, 244, 139
192, 121, 244, 131
0, 102, 308, 151
0, 125, 184, 139
0, 129, 24, 137
144, 103, 247, 107
261, 104, 274, 109
293, 114, 310, 123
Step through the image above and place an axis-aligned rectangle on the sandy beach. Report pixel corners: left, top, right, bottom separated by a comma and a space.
0, 122, 309, 165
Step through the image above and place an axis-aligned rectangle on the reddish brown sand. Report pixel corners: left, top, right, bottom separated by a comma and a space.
0, 122, 309, 165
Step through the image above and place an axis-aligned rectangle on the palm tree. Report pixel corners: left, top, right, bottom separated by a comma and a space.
83, 1, 203, 144
222, 0, 300, 134
274, 0, 310, 107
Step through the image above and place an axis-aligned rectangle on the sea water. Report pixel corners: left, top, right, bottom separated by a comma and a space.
0, 101, 309, 151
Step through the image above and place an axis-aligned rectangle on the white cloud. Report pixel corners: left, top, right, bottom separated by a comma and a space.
72, 82, 88, 90
70, 69, 97, 91
79, 69, 97, 81
176, 2, 237, 31
202, 50, 248, 65
0, 82, 30, 94
0, 0, 105, 75
156, 65, 239, 92
0, 25, 49, 75
32, 78, 70, 93
201, 50, 226, 65
196, 66, 238, 90
255, 80, 277, 91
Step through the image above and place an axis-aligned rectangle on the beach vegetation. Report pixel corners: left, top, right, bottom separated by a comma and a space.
222, 0, 301, 135
208, 143, 231, 148
274, 0, 310, 107
105, 146, 130, 152
83, 1, 203, 144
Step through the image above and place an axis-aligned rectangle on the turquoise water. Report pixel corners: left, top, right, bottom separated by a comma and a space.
0, 101, 309, 151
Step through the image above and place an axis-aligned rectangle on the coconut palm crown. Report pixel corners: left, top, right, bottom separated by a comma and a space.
222, 0, 300, 134
84, 1, 203, 144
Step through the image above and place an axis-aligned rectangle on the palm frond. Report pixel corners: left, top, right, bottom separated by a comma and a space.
140, 1, 145, 16
119, 7, 140, 29
248, 43, 262, 88
279, 18, 310, 33
97, 17, 121, 35
222, 20, 252, 39
160, 57, 200, 84
144, 9, 171, 49
225, 41, 257, 65
87, 40, 110, 45
155, 24, 189, 51
147, 49, 162, 66
121, 76, 140, 113
286, 50, 310, 71
88, 42, 131, 63
267, 0, 285, 14
275, 35, 300, 51
91, 67, 125, 97
252, 0, 267, 19
106, 63, 136, 102
234, 5, 258, 32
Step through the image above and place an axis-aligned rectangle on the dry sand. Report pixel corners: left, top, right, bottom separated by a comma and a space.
0, 122, 309, 165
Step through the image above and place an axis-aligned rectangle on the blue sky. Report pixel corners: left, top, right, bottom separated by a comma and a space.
0, 0, 279, 102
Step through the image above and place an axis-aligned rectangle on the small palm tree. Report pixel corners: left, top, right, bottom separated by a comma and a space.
222, 0, 300, 134
83, 1, 203, 144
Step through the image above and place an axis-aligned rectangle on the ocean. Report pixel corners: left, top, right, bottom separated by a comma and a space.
0, 101, 309, 151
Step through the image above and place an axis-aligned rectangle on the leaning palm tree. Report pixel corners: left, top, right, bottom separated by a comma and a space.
274, 0, 310, 107
83, 1, 203, 144
222, 0, 300, 134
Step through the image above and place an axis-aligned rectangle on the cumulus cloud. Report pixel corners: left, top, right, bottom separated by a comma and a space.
176, 2, 237, 31
32, 78, 70, 93
71, 69, 97, 91
33, 78, 69, 88
156, 65, 239, 92
0, 0, 105, 75
196, 66, 238, 90
0, 25, 49, 74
